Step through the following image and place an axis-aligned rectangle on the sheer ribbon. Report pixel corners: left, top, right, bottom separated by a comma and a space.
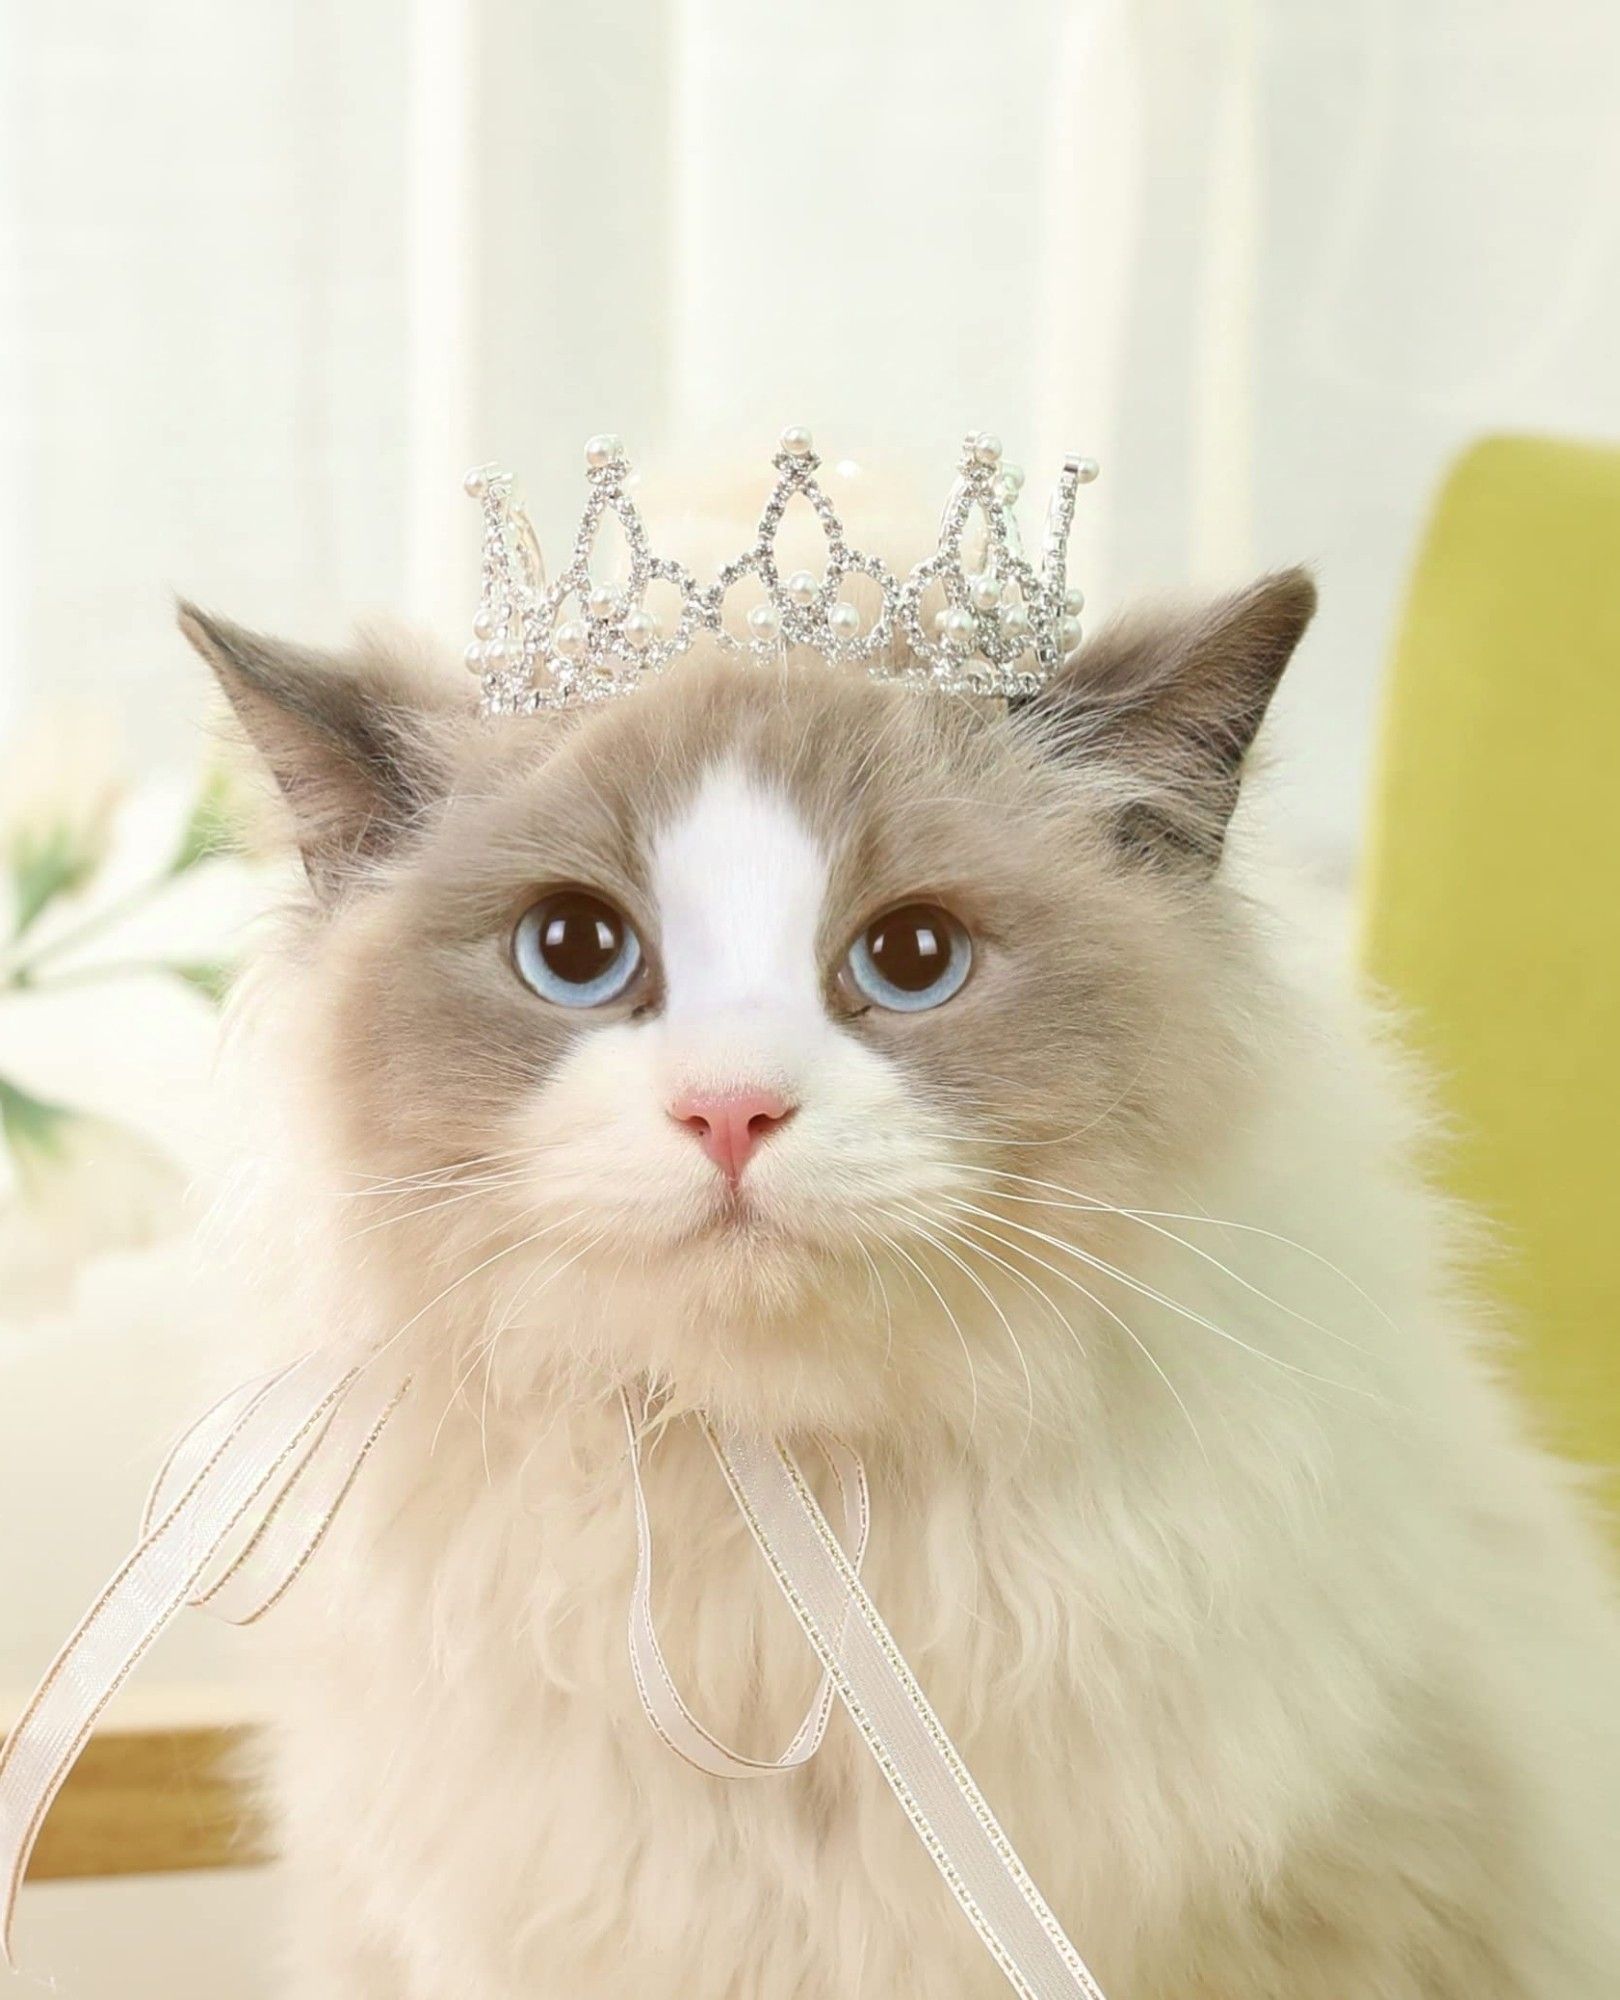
0, 1356, 1106, 1999
620, 1382, 871, 1779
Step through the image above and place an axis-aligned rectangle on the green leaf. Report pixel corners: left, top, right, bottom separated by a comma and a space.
0, 1074, 73, 1176
170, 959, 235, 1005
170, 765, 247, 875
9, 828, 96, 941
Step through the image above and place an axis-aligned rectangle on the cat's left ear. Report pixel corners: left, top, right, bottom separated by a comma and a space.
1024, 567, 1316, 866
178, 604, 470, 899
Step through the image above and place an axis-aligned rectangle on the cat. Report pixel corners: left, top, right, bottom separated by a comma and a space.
180, 569, 1620, 2000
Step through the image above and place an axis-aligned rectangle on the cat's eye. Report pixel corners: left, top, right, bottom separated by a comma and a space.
513, 890, 644, 1008
844, 903, 973, 1013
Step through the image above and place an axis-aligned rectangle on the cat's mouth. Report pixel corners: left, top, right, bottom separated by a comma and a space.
672, 1181, 816, 1257
694, 1186, 775, 1241
600, 1171, 866, 1269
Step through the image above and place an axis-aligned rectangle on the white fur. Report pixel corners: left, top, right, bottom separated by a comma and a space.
239, 764, 1620, 2000
653, 762, 828, 1031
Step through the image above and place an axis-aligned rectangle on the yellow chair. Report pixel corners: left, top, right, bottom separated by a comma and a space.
1362, 434, 1620, 1523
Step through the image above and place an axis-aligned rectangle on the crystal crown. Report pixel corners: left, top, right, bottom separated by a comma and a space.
463, 428, 1098, 714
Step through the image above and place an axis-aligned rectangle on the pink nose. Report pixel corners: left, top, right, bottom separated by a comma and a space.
669, 1087, 796, 1187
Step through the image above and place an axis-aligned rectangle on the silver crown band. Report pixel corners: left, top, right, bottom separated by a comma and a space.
464, 429, 1098, 714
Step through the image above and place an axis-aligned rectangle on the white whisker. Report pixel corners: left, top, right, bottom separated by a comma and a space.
883, 1202, 1037, 1446
938, 1195, 1382, 1409
477, 1227, 606, 1481
950, 1161, 1399, 1337
952, 1167, 1381, 1356
873, 1226, 980, 1444
920, 1202, 1211, 1464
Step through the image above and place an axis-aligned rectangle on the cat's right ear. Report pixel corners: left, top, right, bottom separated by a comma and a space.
178, 604, 469, 899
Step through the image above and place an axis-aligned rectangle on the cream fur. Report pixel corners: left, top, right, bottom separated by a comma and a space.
188, 621, 1620, 2000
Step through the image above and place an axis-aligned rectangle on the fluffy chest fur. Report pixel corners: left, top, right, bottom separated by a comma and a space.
267, 1165, 1619, 2000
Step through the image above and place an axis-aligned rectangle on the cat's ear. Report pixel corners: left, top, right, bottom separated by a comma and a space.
178, 603, 469, 898
1025, 567, 1316, 867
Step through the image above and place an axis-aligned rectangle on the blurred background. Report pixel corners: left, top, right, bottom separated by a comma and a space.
2, 1, 1618, 1991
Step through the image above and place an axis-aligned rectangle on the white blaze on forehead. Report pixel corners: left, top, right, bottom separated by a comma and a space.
652, 762, 827, 1024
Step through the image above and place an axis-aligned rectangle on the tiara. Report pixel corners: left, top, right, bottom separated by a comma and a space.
462, 429, 1098, 714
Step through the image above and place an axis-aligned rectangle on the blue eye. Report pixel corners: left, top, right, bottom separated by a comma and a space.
513, 891, 644, 1007
845, 903, 972, 1013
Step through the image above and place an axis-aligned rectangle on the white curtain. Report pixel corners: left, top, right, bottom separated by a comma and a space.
6, 0, 1620, 866
652, 0, 1620, 868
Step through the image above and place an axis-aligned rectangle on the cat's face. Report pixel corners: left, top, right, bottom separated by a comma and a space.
185, 576, 1312, 1433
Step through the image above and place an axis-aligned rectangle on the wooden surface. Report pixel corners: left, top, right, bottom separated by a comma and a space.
3, 1693, 273, 1883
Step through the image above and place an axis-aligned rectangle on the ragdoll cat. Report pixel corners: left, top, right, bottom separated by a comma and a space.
180, 569, 1620, 2000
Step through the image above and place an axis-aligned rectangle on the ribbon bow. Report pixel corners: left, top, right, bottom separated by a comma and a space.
0, 1350, 1107, 2000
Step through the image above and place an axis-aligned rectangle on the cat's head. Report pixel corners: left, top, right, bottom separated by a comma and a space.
183, 573, 1313, 1437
